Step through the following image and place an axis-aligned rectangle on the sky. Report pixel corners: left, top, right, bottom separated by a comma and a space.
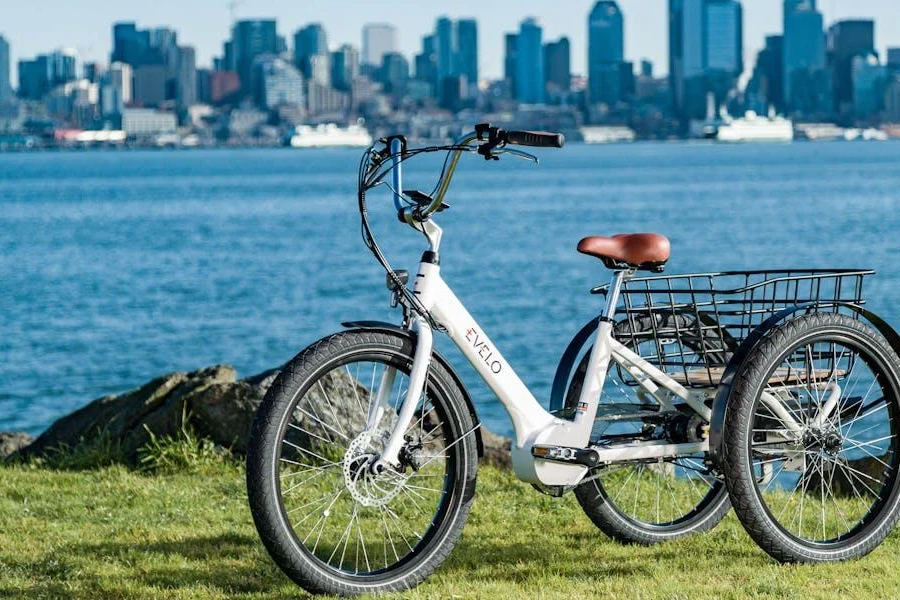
3, 0, 899, 84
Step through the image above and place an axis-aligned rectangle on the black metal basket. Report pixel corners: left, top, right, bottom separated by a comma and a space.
593, 269, 873, 388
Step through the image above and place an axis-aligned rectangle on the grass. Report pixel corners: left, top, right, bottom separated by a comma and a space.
2, 443, 900, 599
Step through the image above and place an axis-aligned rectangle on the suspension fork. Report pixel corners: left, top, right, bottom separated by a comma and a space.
373, 317, 433, 470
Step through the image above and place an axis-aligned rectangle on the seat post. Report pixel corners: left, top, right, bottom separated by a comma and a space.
602, 270, 627, 322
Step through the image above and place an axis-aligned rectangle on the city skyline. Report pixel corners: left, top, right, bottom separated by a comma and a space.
3, 0, 899, 85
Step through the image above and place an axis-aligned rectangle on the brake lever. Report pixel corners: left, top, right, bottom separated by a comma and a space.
494, 147, 539, 164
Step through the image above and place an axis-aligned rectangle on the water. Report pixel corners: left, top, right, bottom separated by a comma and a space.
2, 141, 900, 437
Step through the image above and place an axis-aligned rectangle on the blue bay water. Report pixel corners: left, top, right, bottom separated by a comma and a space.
2, 141, 900, 437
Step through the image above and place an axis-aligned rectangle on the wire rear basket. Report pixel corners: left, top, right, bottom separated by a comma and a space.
593, 269, 874, 388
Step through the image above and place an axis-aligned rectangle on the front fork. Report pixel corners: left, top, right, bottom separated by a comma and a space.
370, 317, 433, 470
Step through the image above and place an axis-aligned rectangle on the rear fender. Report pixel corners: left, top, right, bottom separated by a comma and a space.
341, 320, 484, 459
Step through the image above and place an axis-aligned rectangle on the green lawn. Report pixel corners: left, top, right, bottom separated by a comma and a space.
2, 458, 900, 599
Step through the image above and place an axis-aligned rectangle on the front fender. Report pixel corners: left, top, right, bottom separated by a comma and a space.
341, 321, 485, 459
707, 303, 900, 469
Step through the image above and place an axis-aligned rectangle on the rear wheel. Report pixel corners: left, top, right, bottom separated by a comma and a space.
246, 330, 478, 595
570, 313, 731, 544
723, 313, 900, 562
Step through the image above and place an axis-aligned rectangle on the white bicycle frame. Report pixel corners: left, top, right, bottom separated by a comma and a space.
368, 135, 829, 488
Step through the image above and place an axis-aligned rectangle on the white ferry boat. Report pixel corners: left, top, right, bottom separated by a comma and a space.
290, 123, 373, 148
715, 110, 794, 143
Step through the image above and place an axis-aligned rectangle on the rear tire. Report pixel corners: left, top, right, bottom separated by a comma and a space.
723, 313, 900, 563
246, 330, 478, 595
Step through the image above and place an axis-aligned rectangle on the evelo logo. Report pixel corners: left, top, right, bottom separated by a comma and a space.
465, 327, 503, 374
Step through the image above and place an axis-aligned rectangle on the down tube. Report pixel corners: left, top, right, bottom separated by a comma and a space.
428, 277, 556, 447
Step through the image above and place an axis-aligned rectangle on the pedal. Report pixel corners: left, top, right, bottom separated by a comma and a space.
531, 445, 600, 468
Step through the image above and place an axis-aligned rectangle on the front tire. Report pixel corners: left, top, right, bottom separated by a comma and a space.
246, 330, 478, 595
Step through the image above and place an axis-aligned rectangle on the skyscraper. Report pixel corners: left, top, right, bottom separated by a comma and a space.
852, 52, 887, 117
176, 46, 197, 108
0, 35, 11, 103
588, 1, 625, 106
232, 19, 279, 94
331, 44, 359, 92
504, 33, 518, 94
515, 18, 544, 104
415, 35, 437, 89
294, 24, 328, 79
435, 17, 456, 83
457, 19, 479, 91
827, 20, 875, 112
669, 0, 743, 119
362, 24, 396, 67
112, 22, 151, 66
783, 0, 825, 109
544, 37, 571, 95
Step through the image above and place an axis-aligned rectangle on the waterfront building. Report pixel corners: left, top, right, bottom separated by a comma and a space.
544, 37, 571, 97
827, 20, 875, 113
306, 81, 349, 116
887, 47, 900, 74
232, 20, 279, 95
515, 18, 545, 104
747, 35, 783, 113
331, 44, 359, 92
362, 24, 396, 67
588, 1, 624, 107
783, 0, 825, 110
121, 108, 177, 135
0, 35, 11, 103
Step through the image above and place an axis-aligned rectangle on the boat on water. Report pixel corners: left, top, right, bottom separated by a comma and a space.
580, 126, 636, 144
715, 110, 794, 143
290, 123, 373, 148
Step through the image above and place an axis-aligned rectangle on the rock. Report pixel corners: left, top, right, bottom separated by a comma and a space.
18, 364, 515, 469
0, 432, 34, 459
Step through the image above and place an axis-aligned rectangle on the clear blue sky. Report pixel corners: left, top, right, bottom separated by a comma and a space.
3, 0, 899, 82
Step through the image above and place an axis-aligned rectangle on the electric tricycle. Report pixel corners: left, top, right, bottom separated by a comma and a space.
246, 125, 900, 595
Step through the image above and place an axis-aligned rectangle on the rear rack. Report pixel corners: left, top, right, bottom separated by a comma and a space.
593, 269, 874, 388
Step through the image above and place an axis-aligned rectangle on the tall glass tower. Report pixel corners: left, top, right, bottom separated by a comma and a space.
783, 0, 825, 109
588, 1, 624, 106
515, 18, 544, 104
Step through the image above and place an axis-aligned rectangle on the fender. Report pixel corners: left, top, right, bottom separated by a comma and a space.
549, 316, 600, 414
707, 302, 900, 468
341, 320, 485, 459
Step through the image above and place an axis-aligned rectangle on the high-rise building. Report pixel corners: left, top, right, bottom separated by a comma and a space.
515, 18, 544, 104
588, 1, 625, 107
504, 33, 518, 94
255, 56, 304, 109
18, 57, 50, 100
0, 35, 11, 103
331, 45, 359, 92
747, 35, 784, 112
889, 48, 900, 74
852, 52, 887, 117
457, 19, 478, 91
176, 46, 197, 108
783, 0, 825, 110
380, 52, 410, 95
415, 35, 437, 89
294, 24, 328, 79
544, 37, 571, 95
669, 0, 743, 119
827, 20, 875, 113
362, 24, 396, 67
112, 22, 151, 66
108, 62, 133, 105
132, 64, 168, 107
232, 20, 279, 94
435, 17, 456, 83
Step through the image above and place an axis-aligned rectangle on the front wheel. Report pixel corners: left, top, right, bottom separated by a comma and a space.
723, 313, 900, 563
246, 330, 478, 595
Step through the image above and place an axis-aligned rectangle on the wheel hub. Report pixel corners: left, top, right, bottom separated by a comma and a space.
801, 427, 843, 456
342, 432, 406, 507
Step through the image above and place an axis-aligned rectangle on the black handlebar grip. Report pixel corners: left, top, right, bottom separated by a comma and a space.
505, 130, 565, 149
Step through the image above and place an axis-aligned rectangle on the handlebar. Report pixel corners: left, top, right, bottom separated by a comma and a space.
504, 130, 566, 148
388, 124, 564, 224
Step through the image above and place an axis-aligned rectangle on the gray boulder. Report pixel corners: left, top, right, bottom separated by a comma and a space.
15, 364, 513, 468
0, 432, 34, 459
